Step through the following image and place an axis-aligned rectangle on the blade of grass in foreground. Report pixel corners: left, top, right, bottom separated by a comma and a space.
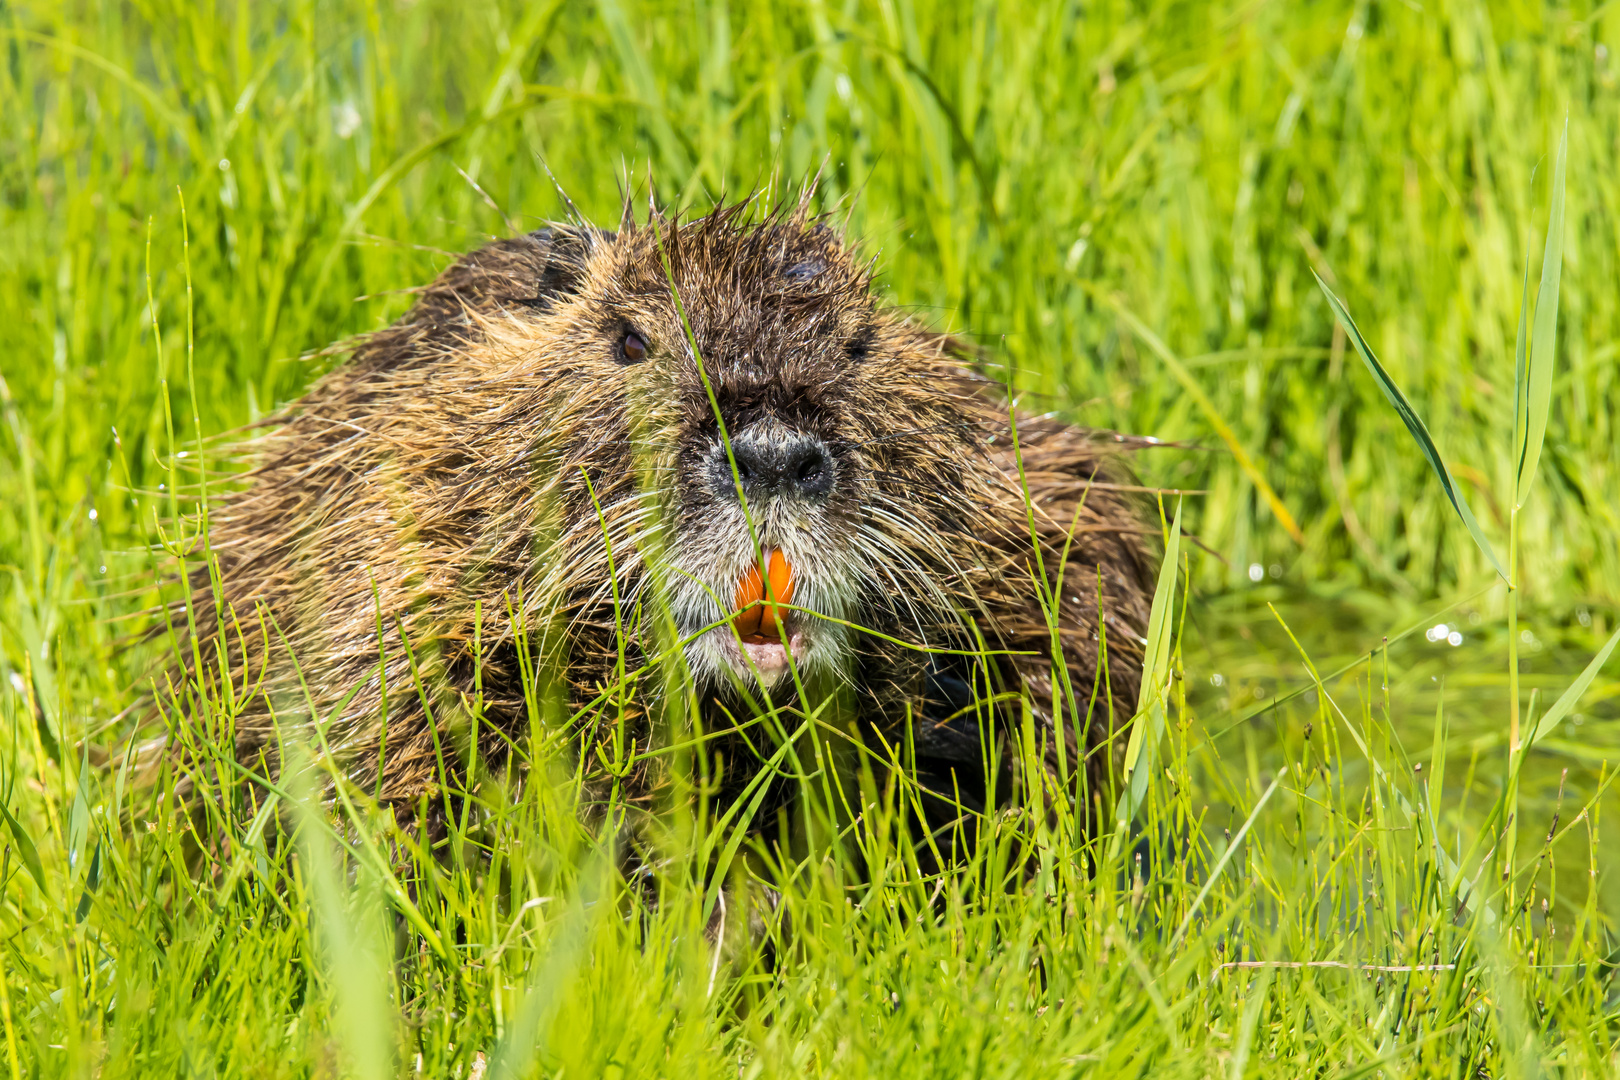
1502, 124, 1566, 789
0, 796, 46, 897
1113, 498, 1182, 843
1168, 767, 1285, 950
1313, 271, 1509, 583
1526, 625, 1620, 747
1516, 118, 1567, 508
288, 746, 395, 1080
487, 870, 596, 1080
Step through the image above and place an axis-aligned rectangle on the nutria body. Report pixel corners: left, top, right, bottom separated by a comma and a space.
168, 201, 1158, 865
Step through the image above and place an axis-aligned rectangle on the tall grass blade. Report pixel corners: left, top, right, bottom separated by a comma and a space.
72, 838, 101, 924
1426, 688, 1448, 827
1526, 625, 1620, 748
66, 746, 91, 876
1516, 119, 1567, 506
1511, 255, 1531, 493
1228, 951, 1277, 1080
1115, 498, 1182, 832
1168, 767, 1285, 949
0, 800, 45, 895
1314, 272, 1509, 582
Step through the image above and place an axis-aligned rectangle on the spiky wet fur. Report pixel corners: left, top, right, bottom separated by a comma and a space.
162, 200, 1158, 863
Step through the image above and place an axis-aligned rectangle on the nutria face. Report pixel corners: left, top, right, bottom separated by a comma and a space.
487, 212, 980, 697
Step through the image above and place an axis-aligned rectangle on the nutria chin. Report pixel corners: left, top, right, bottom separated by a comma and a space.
164, 197, 1159, 865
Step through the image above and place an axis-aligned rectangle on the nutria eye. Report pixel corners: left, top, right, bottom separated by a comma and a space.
619, 331, 648, 364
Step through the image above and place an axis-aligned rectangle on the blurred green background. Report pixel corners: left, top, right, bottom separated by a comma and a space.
4, 4, 1620, 1076
4, 0, 1617, 617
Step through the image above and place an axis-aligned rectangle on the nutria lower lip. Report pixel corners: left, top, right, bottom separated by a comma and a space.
737, 632, 806, 683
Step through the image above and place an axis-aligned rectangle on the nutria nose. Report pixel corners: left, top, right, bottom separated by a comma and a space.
710, 428, 834, 502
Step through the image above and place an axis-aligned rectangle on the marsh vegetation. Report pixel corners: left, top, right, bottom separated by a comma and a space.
1, 2, 1617, 1075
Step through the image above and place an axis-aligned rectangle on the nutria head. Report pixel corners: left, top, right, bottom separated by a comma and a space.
473, 207, 986, 699
168, 198, 1156, 837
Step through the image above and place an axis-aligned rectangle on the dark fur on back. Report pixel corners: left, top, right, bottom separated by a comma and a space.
165, 199, 1158, 862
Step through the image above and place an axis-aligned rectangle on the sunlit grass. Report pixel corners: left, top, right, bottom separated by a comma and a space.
1, 1, 1618, 1076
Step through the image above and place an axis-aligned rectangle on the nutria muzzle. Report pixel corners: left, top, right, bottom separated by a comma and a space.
695, 419, 840, 687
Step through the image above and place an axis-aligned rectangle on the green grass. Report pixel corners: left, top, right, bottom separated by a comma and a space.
2, 0, 1619, 1075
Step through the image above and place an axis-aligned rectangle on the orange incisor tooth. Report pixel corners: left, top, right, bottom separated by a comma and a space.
732, 549, 795, 643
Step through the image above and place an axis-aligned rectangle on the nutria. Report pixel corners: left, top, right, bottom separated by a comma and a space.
158, 197, 1158, 870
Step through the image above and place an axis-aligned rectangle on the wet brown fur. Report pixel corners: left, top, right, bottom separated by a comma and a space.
163, 199, 1158, 862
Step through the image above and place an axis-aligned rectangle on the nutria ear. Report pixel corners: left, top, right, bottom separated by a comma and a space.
513, 226, 615, 311
353, 226, 609, 373
428, 225, 605, 319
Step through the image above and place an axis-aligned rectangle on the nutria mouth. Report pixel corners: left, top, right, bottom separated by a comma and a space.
160, 194, 1160, 856
725, 549, 799, 683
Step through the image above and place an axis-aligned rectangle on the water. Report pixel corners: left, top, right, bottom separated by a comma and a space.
1181, 589, 1619, 906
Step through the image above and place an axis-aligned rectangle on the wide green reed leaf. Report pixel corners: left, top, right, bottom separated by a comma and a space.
0, 796, 46, 896
1517, 119, 1567, 507
1511, 251, 1531, 494
1116, 498, 1182, 833
1527, 625, 1620, 748
1313, 272, 1509, 583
